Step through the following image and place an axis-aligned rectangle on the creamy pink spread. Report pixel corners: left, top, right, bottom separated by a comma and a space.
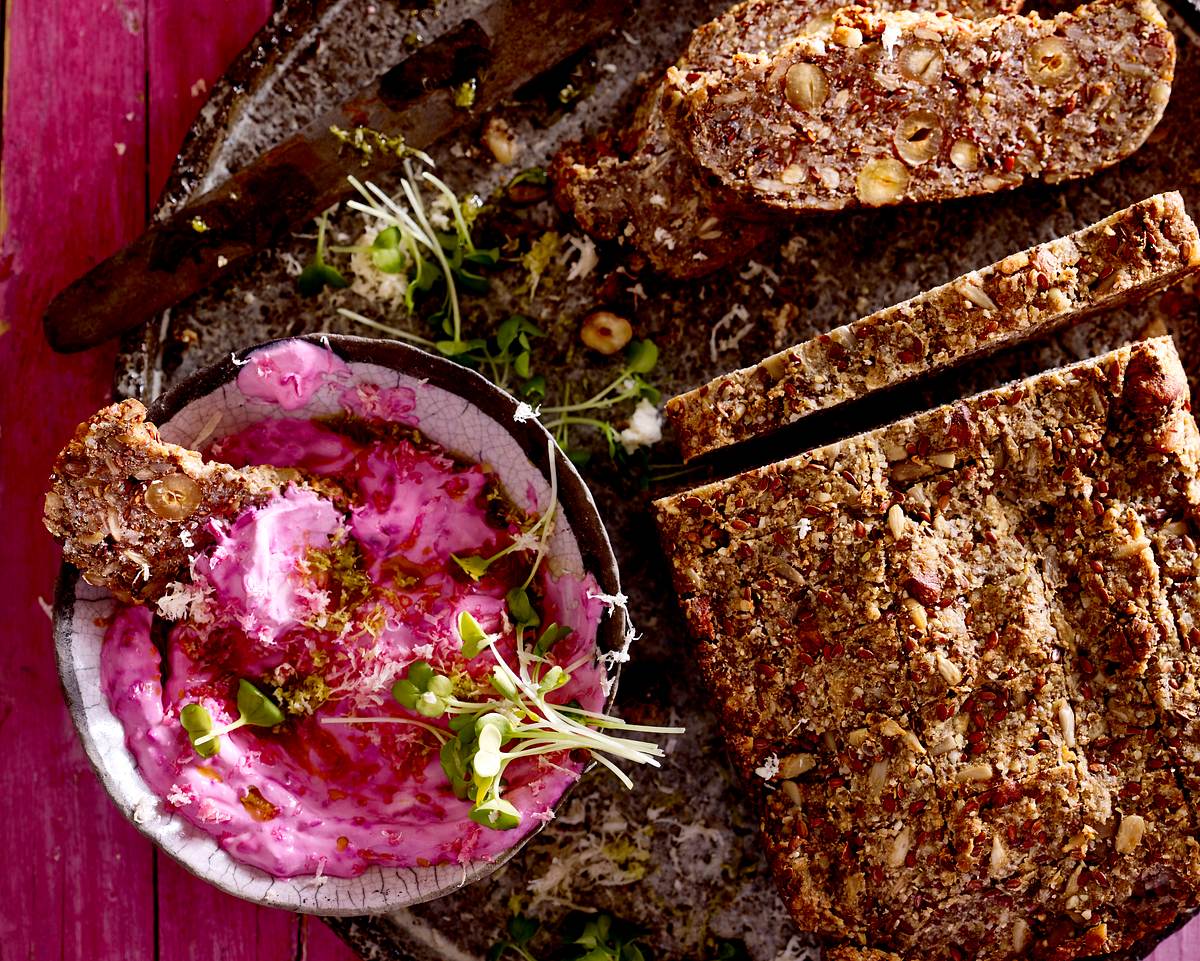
101, 341, 605, 878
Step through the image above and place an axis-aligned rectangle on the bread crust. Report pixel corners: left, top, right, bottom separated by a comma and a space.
43, 399, 284, 603
656, 338, 1200, 960
552, 0, 1025, 278
667, 193, 1200, 461
666, 0, 1175, 216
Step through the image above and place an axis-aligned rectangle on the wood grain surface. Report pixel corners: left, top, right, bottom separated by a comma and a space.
0, 1, 356, 958
2, 0, 1200, 959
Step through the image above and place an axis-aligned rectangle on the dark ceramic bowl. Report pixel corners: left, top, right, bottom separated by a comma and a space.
53, 334, 625, 914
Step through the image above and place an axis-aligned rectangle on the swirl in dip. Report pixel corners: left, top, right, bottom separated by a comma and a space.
100, 341, 607, 878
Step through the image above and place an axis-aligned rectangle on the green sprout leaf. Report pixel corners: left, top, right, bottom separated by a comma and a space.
408, 661, 435, 691
392, 679, 420, 710
185, 679, 284, 751
507, 913, 539, 946
440, 736, 472, 800
180, 703, 220, 758
394, 660, 452, 718
497, 315, 542, 353
458, 610, 491, 659
625, 339, 658, 375
237, 679, 285, 728
464, 247, 500, 268
506, 586, 541, 629
506, 167, 550, 204
489, 668, 520, 701
521, 376, 547, 402
370, 226, 406, 273
451, 553, 492, 581
635, 377, 661, 406
469, 797, 521, 830
299, 209, 350, 296
533, 623, 572, 657
558, 913, 648, 961
436, 338, 488, 358
298, 263, 349, 297
565, 448, 592, 468
509, 167, 548, 189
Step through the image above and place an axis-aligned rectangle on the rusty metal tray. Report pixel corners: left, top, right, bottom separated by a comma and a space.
115, 0, 1200, 957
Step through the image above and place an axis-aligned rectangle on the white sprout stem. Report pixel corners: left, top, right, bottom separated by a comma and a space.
521, 438, 559, 590
506, 719, 669, 751
482, 664, 668, 762
345, 178, 436, 256
337, 309, 437, 348
421, 171, 475, 252
555, 707, 686, 735
587, 752, 636, 790
315, 213, 330, 261
539, 368, 635, 415
321, 716, 449, 742
502, 737, 658, 775
539, 415, 617, 434
513, 626, 536, 683
193, 717, 245, 747
345, 197, 432, 259
397, 163, 462, 342
504, 730, 666, 763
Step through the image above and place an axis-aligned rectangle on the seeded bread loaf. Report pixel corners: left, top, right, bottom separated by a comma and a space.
43, 399, 286, 603
665, 192, 1200, 461
654, 337, 1200, 960
552, 0, 1024, 278
665, 0, 1175, 215
551, 88, 774, 280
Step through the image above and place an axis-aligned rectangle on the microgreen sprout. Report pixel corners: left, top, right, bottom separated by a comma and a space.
311, 152, 665, 467
324, 442, 683, 829
183, 679, 285, 752
451, 468, 556, 582
540, 340, 659, 421
457, 611, 494, 658
298, 209, 350, 296
453, 78, 478, 109
489, 912, 650, 961
180, 703, 219, 758
329, 125, 429, 168
505, 167, 550, 205
341, 163, 500, 351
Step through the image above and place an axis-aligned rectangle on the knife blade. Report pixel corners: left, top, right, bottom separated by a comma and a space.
44, 0, 629, 353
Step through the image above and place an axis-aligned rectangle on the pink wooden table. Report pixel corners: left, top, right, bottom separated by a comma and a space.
0, 2, 357, 957
2, 3, 1199, 960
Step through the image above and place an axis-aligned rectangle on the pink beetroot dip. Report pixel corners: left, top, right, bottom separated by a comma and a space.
101, 341, 606, 878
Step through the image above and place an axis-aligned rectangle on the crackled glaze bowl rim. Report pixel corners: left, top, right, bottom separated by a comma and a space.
53, 333, 626, 915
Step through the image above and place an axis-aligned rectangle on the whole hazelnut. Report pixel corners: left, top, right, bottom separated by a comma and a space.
580, 311, 633, 355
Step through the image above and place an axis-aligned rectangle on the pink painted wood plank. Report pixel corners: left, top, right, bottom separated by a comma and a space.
0, 2, 154, 961
303, 915, 363, 960
155, 852, 301, 958
146, 0, 277, 201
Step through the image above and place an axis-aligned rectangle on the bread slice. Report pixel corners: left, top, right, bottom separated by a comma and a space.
44, 399, 286, 603
666, 192, 1200, 461
665, 0, 1174, 215
552, 0, 1024, 279
655, 337, 1200, 959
